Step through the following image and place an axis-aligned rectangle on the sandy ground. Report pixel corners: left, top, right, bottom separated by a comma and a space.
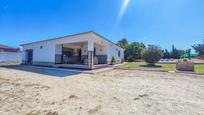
0, 65, 204, 115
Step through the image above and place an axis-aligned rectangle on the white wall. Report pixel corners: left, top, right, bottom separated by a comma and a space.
55, 44, 62, 55
22, 33, 93, 63
22, 32, 124, 64
107, 45, 124, 63
94, 43, 107, 55
92, 34, 124, 63
22, 42, 56, 63
0, 52, 22, 62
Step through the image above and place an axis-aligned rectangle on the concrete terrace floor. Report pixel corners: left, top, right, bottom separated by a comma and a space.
0, 65, 204, 115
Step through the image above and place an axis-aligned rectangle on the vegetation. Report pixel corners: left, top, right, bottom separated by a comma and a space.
163, 49, 171, 59
119, 62, 176, 71
116, 38, 204, 73
117, 38, 128, 49
192, 40, 204, 56
124, 42, 145, 61
162, 45, 186, 59
111, 56, 116, 64
171, 45, 185, 59
160, 64, 176, 71
120, 62, 146, 68
120, 62, 204, 72
117, 39, 145, 62
141, 45, 163, 65
116, 38, 192, 62
195, 64, 204, 72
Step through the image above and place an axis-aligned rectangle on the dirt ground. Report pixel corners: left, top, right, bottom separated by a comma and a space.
0, 65, 204, 115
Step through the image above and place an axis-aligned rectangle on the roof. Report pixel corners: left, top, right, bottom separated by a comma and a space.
0, 44, 20, 52
21, 31, 124, 51
180, 53, 198, 58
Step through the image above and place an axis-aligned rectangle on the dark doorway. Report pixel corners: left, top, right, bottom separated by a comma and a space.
94, 48, 96, 56
77, 49, 82, 62
26, 49, 33, 64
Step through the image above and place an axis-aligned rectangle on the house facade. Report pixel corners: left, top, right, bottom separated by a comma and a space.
0, 44, 22, 62
21, 31, 124, 69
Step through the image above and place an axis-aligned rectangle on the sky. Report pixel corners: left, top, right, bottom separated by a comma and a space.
0, 0, 204, 51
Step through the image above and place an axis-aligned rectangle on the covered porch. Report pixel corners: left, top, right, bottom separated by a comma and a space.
54, 39, 108, 69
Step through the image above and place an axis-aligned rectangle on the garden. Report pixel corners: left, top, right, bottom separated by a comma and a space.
119, 62, 204, 72
116, 39, 204, 73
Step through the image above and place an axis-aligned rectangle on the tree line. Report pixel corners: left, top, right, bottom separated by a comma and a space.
117, 38, 204, 62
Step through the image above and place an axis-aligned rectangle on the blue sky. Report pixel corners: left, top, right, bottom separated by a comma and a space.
0, 0, 204, 51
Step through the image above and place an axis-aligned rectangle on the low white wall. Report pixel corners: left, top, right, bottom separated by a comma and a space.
0, 52, 22, 62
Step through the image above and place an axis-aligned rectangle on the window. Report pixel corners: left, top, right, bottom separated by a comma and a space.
118, 51, 120, 57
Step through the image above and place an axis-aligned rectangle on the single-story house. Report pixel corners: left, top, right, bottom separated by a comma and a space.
21, 31, 124, 69
0, 44, 22, 62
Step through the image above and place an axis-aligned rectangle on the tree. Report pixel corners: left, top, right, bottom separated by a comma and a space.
162, 49, 171, 59
124, 42, 145, 61
187, 49, 191, 59
117, 38, 128, 49
192, 40, 204, 56
141, 45, 163, 65
171, 49, 185, 59
171, 45, 185, 59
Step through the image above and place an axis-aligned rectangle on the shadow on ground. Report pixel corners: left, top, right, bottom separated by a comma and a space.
139, 65, 162, 68
0, 65, 81, 77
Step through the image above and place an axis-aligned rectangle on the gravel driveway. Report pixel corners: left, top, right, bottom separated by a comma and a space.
0, 65, 204, 115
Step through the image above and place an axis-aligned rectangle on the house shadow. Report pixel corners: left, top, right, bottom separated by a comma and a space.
0, 65, 82, 77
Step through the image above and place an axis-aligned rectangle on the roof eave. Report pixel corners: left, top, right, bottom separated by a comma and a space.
20, 31, 125, 51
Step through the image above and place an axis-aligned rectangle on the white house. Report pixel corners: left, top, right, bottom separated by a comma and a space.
21, 31, 124, 69
0, 44, 22, 62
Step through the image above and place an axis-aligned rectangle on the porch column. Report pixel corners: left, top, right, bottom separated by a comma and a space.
88, 38, 94, 69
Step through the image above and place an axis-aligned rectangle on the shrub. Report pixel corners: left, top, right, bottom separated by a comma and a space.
141, 45, 163, 65
111, 56, 116, 64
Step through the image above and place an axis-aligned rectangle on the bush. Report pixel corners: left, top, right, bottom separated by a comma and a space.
111, 56, 116, 64
141, 45, 163, 65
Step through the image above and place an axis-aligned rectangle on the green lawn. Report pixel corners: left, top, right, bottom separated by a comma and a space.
195, 65, 204, 72
158, 64, 176, 71
120, 62, 204, 72
120, 62, 146, 68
